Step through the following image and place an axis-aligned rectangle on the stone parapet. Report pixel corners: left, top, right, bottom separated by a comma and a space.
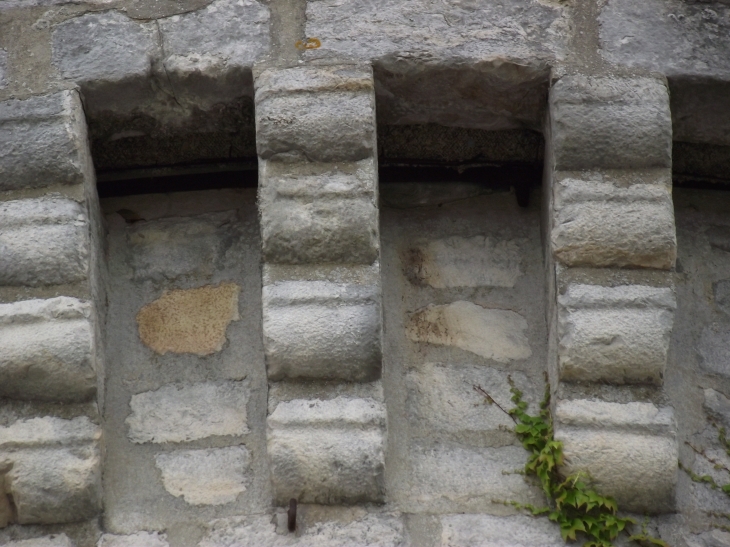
256, 64, 385, 507
545, 73, 678, 513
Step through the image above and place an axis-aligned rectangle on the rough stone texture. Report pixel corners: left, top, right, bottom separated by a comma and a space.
0, 417, 101, 525
52, 12, 159, 86
557, 284, 676, 385
259, 160, 379, 265
699, 323, 730, 378
267, 397, 386, 505
98, 532, 169, 547
255, 65, 376, 163
199, 513, 405, 547
550, 171, 677, 269
127, 212, 238, 282
407, 301, 531, 363
439, 514, 565, 547
0, 49, 7, 89
406, 444, 544, 513
554, 400, 677, 513
155, 446, 251, 506
600, 0, 730, 78
549, 75, 672, 171
126, 381, 249, 444
0, 297, 95, 402
403, 236, 523, 289
704, 388, 730, 430
4, 536, 74, 547
263, 279, 381, 381
136, 283, 240, 356
0, 198, 89, 287
0, 91, 93, 191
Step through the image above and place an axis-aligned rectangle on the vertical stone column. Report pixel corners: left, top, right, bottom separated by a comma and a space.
545, 74, 678, 513
0, 90, 103, 526
255, 65, 386, 505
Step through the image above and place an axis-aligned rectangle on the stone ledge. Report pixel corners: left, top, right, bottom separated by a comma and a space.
0, 91, 92, 191
267, 397, 386, 505
554, 399, 677, 513
557, 283, 675, 385
550, 75, 672, 171
0, 298, 95, 402
0, 198, 89, 287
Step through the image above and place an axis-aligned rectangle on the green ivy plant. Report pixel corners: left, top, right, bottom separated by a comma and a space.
474, 377, 667, 547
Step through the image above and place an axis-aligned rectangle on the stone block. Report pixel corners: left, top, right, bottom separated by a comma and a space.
136, 283, 240, 356
0, 91, 92, 191
126, 381, 249, 444
402, 235, 523, 288
599, 0, 730, 79
155, 446, 251, 506
255, 65, 376, 163
439, 514, 565, 547
699, 324, 730, 378
0, 297, 95, 402
551, 172, 676, 269
407, 301, 531, 363
5, 536, 74, 547
0, 416, 101, 525
98, 532, 169, 547
199, 513, 404, 547
0, 48, 7, 89
52, 12, 158, 85
549, 75, 672, 170
554, 399, 677, 513
406, 444, 544, 513
267, 397, 386, 504
704, 388, 730, 430
160, 0, 269, 75
263, 280, 381, 381
557, 284, 676, 385
0, 198, 89, 287
259, 160, 379, 265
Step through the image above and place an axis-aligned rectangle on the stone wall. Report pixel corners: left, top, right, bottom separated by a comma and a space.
2, 0, 730, 545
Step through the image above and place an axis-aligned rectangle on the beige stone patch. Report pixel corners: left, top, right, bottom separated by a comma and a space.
403, 236, 522, 288
137, 283, 240, 355
407, 301, 531, 363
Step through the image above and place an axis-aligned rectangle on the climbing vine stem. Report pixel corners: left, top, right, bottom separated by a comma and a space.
474, 377, 667, 547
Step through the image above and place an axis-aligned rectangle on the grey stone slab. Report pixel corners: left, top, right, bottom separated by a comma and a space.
0, 91, 92, 191
0, 297, 96, 402
0, 49, 7, 89
0, 198, 89, 287
704, 388, 730, 430
5, 536, 74, 547
699, 323, 730, 377
600, 0, 730, 78
550, 75, 672, 170
439, 514, 565, 547
98, 532, 169, 547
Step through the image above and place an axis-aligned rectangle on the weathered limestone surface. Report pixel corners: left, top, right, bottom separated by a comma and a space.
267, 397, 386, 505
199, 513, 405, 547
0, 91, 92, 191
98, 532, 170, 547
4, 536, 74, 547
439, 514, 565, 547
0, 297, 95, 401
0, 417, 101, 525
557, 284, 676, 384
550, 172, 676, 269
0, 198, 90, 287
555, 400, 677, 513
407, 301, 531, 363
155, 446, 251, 505
0, 49, 7, 89
126, 381, 249, 444
263, 279, 381, 381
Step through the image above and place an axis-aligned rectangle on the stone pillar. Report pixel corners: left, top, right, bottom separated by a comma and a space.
545, 74, 678, 513
0, 90, 103, 525
255, 65, 386, 505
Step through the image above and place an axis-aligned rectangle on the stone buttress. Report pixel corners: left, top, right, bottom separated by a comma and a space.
0, 90, 104, 527
545, 74, 678, 513
255, 64, 386, 505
